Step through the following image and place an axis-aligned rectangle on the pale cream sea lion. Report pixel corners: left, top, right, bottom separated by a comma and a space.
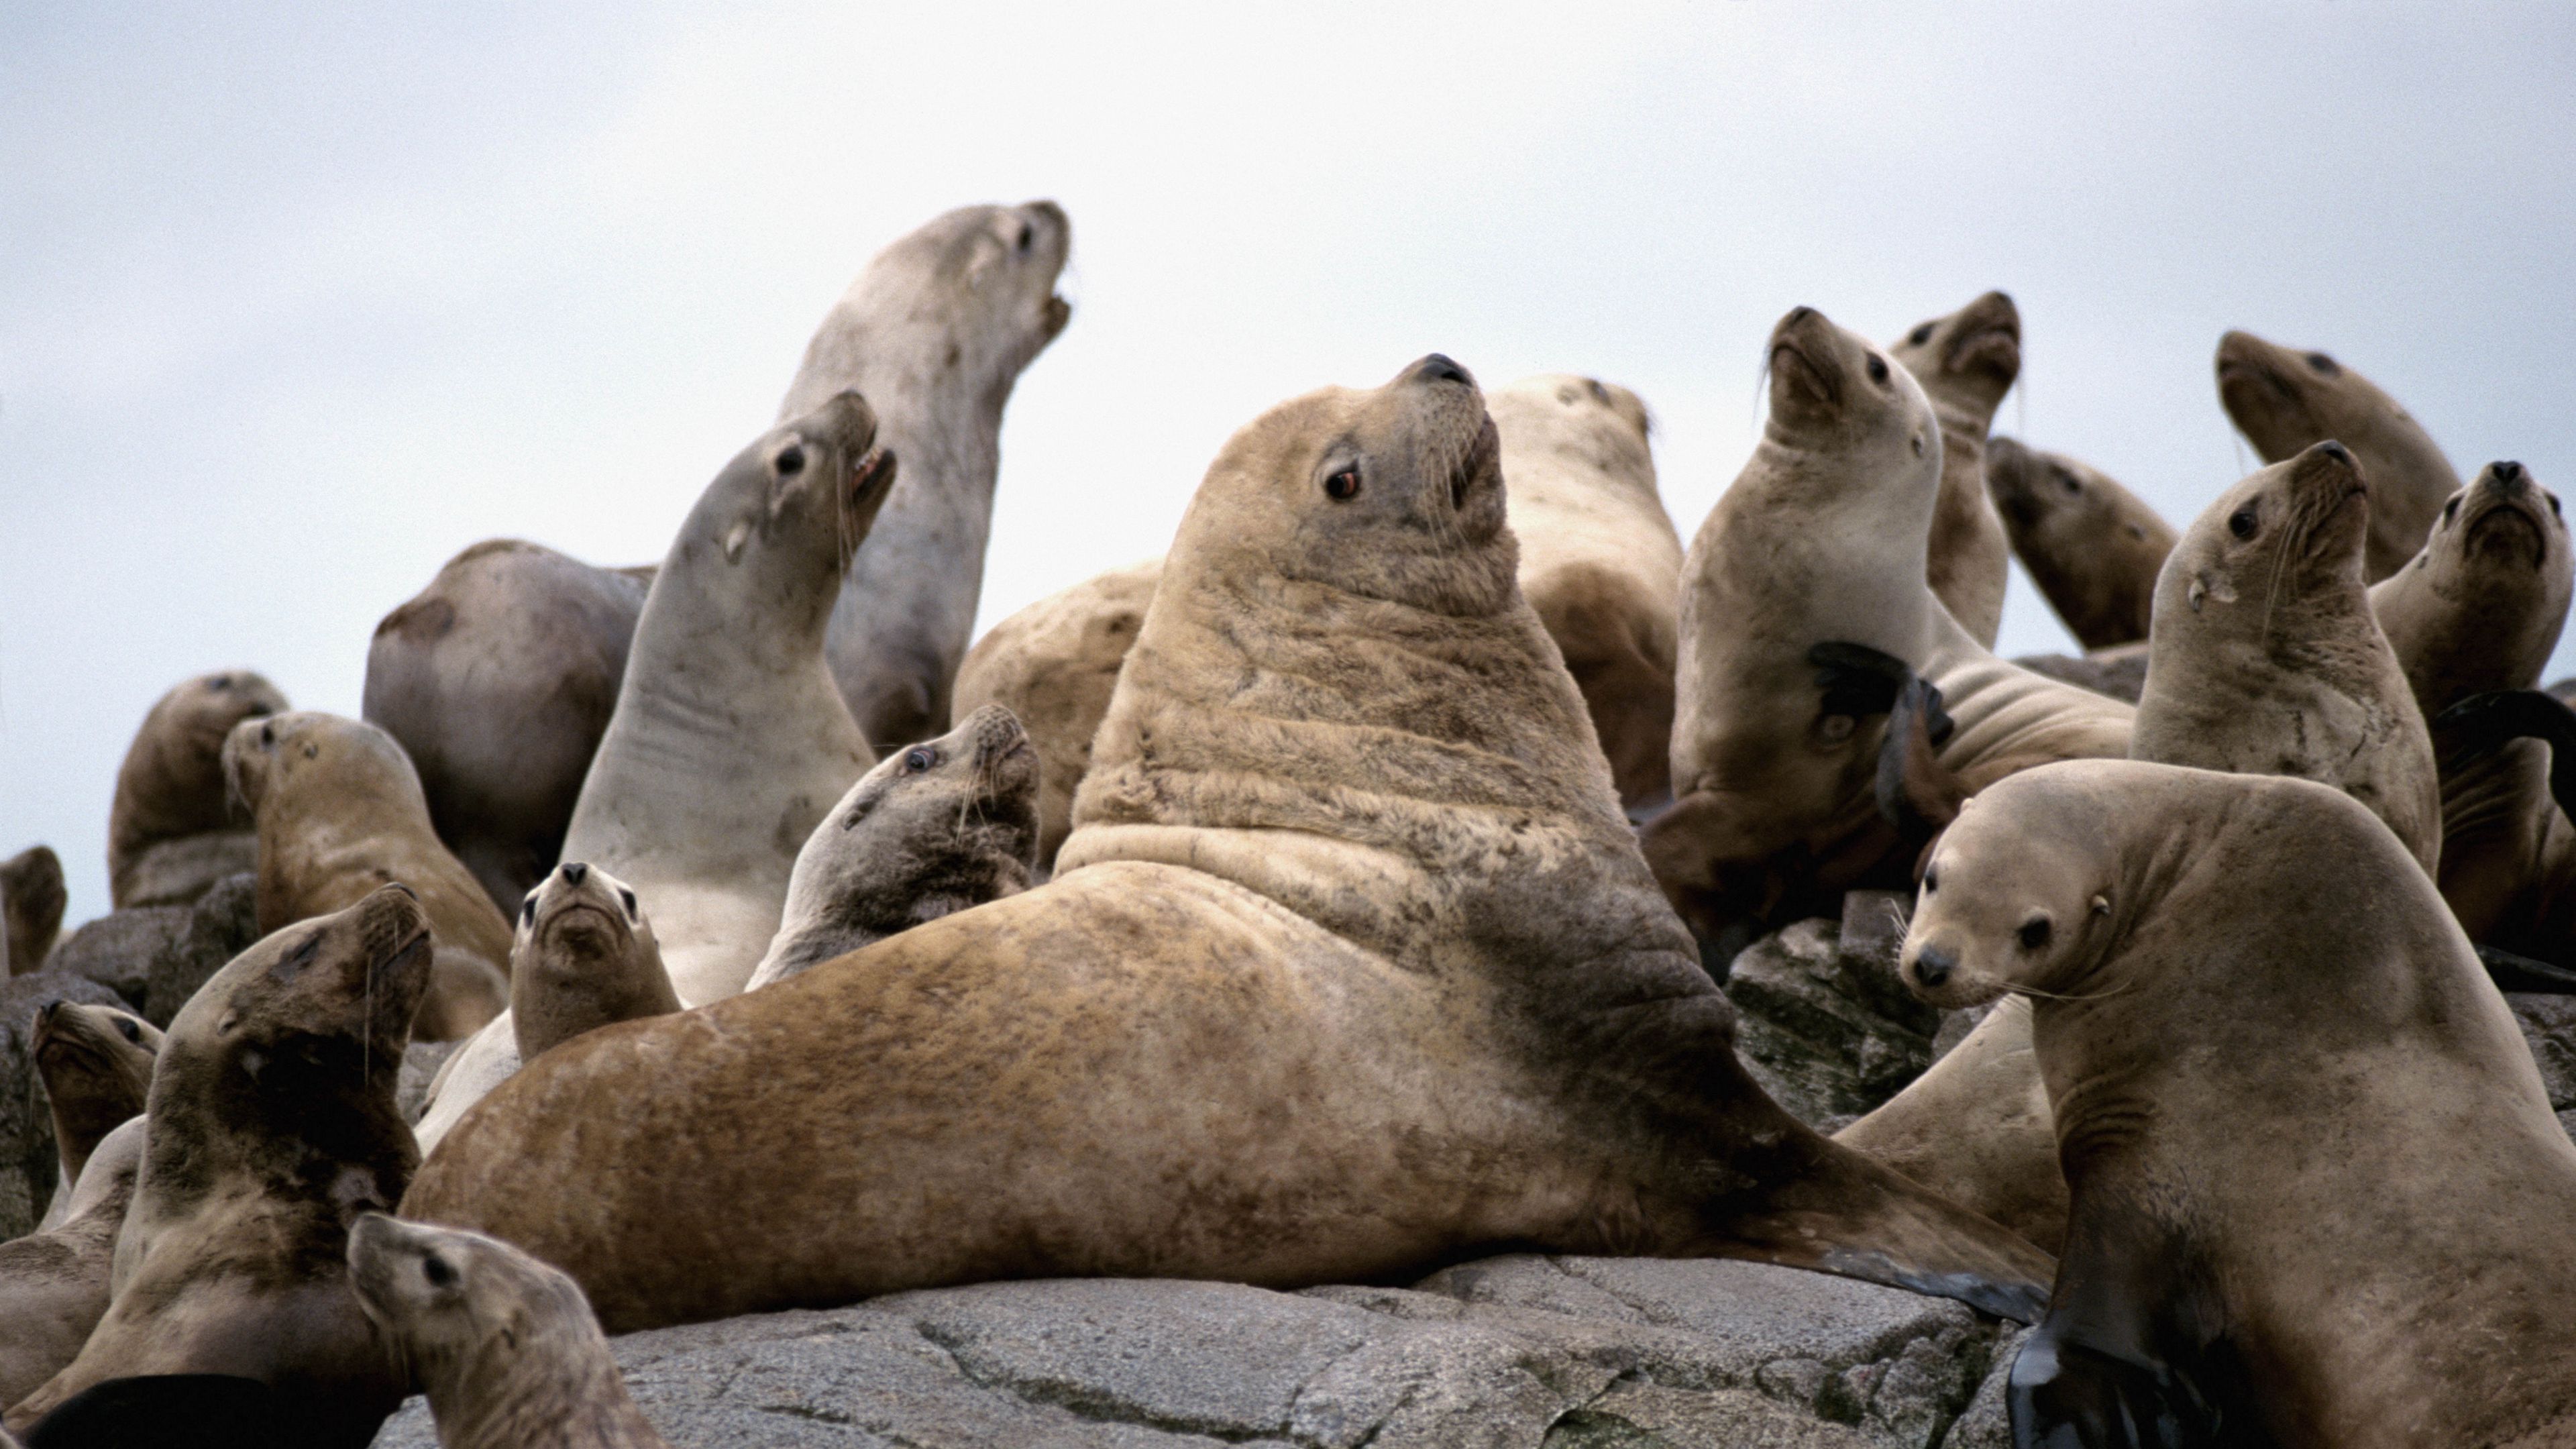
405, 355, 2051, 1335
0, 1120, 144, 1412
1984, 436, 2176, 650
30, 1002, 158, 1233
107, 671, 288, 909
1888, 291, 2020, 648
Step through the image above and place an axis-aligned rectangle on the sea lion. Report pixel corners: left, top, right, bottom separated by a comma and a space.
557, 391, 891, 1007
366, 543, 647, 916
347, 1215, 671, 1449
30, 1002, 159, 1232
1888, 291, 2020, 649
107, 671, 288, 910
1648, 305, 2130, 957
410, 862, 678, 1159
6, 885, 430, 1444
1900, 761, 2576, 1447
2216, 328, 2460, 582
221, 711, 511, 1042
0, 1120, 144, 1412
781, 200, 1074, 749
743, 704, 1040, 990
404, 355, 2051, 1335
1, 849, 64, 975
950, 559, 1161, 869
1984, 437, 2176, 650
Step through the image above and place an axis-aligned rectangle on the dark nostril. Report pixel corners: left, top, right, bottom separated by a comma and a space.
1913, 946, 1955, 989
2315, 440, 2353, 466
2491, 460, 2527, 489
1784, 305, 1815, 325
561, 861, 588, 886
1411, 354, 1473, 388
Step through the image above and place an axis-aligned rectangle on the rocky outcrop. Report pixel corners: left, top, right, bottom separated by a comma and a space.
40, 871, 261, 1027
1720, 892, 1937, 1131
0, 971, 127, 1240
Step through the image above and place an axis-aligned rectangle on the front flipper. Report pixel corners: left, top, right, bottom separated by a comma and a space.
1877, 675, 1966, 873
2436, 690, 2576, 822
2477, 944, 2576, 995
2010, 1330, 2232, 1449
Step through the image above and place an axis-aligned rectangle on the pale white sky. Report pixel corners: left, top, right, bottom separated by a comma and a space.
6, 3, 2572, 928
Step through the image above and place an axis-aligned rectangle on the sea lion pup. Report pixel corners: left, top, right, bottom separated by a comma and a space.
348, 1215, 670, 1449
951, 560, 1162, 869
2216, 328, 2459, 582
558, 392, 892, 1008
410, 863, 678, 1159
30, 1002, 160, 1232
222, 711, 511, 1042
1, 847, 64, 974
405, 355, 2051, 1334
366, 543, 647, 915
743, 704, 1040, 990
1898, 762, 2576, 1448
1888, 290, 2020, 649
0, 1120, 144, 1411
1984, 437, 2176, 649
1648, 305, 2129, 957
6, 886, 431, 1444
782, 201, 1073, 749
107, 670, 288, 909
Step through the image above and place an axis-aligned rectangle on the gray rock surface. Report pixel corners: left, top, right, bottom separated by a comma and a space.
42, 904, 186, 1011
1721, 894, 1937, 1131
373, 1256, 2012, 1448
0, 970, 127, 1240
146, 871, 261, 1026
2507, 994, 2576, 1142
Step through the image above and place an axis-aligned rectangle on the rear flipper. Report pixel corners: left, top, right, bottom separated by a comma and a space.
2436, 690, 2576, 822
2010, 1331, 2249, 1449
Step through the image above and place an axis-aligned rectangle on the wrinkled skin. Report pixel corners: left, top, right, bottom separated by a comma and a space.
222, 711, 511, 1042
745, 704, 1040, 989
2215, 329, 2459, 582
8, 888, 431, 1446
108, 670, 286, 909
406, 356, 2050, 1336
1888, 291, 2020, 648
31, 1002, 159, 1231
1, 847, 64, 975
1900, 762, 2576, 1449
1986, 438, 2176, 650
348, 1215, 668, 1449
0, 1120, 144, 1411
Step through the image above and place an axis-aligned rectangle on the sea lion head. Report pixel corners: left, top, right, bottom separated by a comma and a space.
1898, 780, 2123, 1010
1487, 374, 1655, 487
113, 670, 288, 842
156, 884, 433, 1208
682, 390, 896, 627
1762, 305, 1941, 507
221, 710, 422, 823
2155, 440, 2372, 636
832, 201, 1073, 402
788, 702, 1041, 934
2216, 329, 2426, 466
347, 1214, 604, 1409
508, 861, 667, 1062
1166, 352, 1515, 618
34, 1000, 162, 1163
2379, 462, 2573, 710
1889, 290, 2021, 425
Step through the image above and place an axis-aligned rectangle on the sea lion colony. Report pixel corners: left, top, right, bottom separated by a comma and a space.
1, 201, 2571, 1449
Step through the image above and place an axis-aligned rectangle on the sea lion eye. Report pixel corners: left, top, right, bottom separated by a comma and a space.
520, 897, 537, 928
260, 721, 276, 746
1922, 867, 1939, 894
211, 675, 233, 690
619, 887, 637, 917
1324, 466, 1362, 502
423, 1255, 455, 1288
2054, 467, 2081, 495
2305, 352, 2341, 375
2553, 494, 2563, 518
2018, 916, 2052, 951
1866, 354, 1890, 384
774, 445, 806, 478
1907, 323, 1933, 346
117, 1017, 142, 1044
2443, 496, 2461, 523
2228, 508, 2258, 540
1015, 221, 1034, 254
904, 747, 936, 772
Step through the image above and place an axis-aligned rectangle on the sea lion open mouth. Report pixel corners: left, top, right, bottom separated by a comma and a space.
850, 445, 895, 500
1044, 293, 1073, 339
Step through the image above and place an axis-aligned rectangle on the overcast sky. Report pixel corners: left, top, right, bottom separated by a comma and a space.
6, 3, 2572, 928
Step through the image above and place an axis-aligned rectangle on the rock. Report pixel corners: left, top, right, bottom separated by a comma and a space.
397, 1038, 462, 1124
3, 845, 67, 973
1931, 1005, 1990, 1063
372, 1256, 2015, 1449
0, 971, 127, 1240
1941, 1328, 2026, 1449
1722, 913, 1937, 1132
43, 906, 186, 1012
2510, 995, 2576, 1113
119, 830, 258, 910
146, 871, 262, 1026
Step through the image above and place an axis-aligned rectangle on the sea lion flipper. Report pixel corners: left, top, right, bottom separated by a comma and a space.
1876, 676, 1968, 859
1807, 641, 1914, 719
2475, 944, 2576, 996
2434, 689, 2576, 821
2008, 1330, 2243, 1449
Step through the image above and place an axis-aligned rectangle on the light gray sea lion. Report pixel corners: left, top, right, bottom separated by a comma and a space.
108, 671, 288, 910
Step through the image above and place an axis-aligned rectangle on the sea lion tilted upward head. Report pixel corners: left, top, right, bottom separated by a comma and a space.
7, 886, 431, 1445
30, 1002, 160, 1232
1888, 290, 2021, 648
1900, 761, 2576, 1448
745, 702, 1040, 990
109, 669, 288, 909
1984, 437, 2177, 650
406, 354, 2050, 1334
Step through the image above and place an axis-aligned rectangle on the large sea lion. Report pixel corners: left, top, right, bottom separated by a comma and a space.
347, 1215, 671, 1449
0, 1120, 143, 1412
949, 559, 1161, 869
6, 886, 430, 1444
780, 201, 1073, 749
366, 545, 648, 915
30, 1002, 159, 1232
404, 356, 2051, 1335
1888, 291, 2019, 649
0, 849, 64, 975
1984, 437, 2176, 650
410, 862, 678, 1159
1901, 761, 2576, 1447
556, 392, 890, 1007
1648, 306, 2130, 957
2216, 328, 2459, 582
743, 703, 1040, 990
221, 711, 511, 1042
107, 671, 288, 910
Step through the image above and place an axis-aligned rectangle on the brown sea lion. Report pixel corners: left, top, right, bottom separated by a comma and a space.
2216, 328, 2459, 582
107, 671, 288, 910
744, 703, 1040, 990
404, 355, 2051, 1335
30, 1002, 159, 1232
0, 849, 64, 976
1888, 290, 2020, 648
1901, 761, 2576, 1447
0, 1119, 144, 1411
6, 885, 431, 1445
348, 1215, 669, 1449
221, 711, 511, 1042
1985, 437, 2176, 650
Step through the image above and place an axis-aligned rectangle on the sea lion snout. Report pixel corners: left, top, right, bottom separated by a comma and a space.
1405, 353, 1475, 390
1910, 943, 1956, 989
